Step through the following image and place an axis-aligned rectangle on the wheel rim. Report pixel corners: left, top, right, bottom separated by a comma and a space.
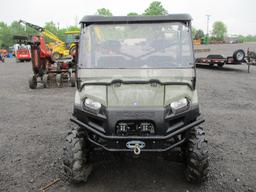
43, 74, 49, 87
236, 52, 244, 60
56, 74, 62, 87
52, 52, 60, 60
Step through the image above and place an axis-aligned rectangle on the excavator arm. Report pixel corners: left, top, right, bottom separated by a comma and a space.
19, 20, 64, 45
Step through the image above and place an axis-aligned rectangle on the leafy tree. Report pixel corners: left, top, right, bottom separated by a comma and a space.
191, 27, 197, 40
96, 8, 113, 16
43, 21, 60, 42
127, 12, 139, 16
44, 21, 58, 34
66, 26, 80, 31
10, 21, 25, 35
143, 1, 168, 16
238, 35, 256, 42
212, 21, 227, 41
195, 29, 204, 40
0, 22, 12, 49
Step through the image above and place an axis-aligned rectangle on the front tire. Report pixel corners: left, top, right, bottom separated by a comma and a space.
29, 75, 37, 89
70, 72, 76, 87
42, 74, 49, 88
184, 126, 209, 183
63, 124, 92, 183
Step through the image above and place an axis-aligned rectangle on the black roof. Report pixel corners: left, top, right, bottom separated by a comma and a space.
80, 14, 192, 25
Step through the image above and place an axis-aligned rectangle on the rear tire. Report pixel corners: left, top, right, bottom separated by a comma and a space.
29, 75, 37, 89
184, 126, 209, 184
63, 124, 92, 183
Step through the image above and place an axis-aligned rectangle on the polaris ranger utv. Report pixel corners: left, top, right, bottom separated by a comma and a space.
63, 14, 209, 184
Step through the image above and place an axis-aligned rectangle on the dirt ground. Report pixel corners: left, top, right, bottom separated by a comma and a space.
0, 43, 256, 192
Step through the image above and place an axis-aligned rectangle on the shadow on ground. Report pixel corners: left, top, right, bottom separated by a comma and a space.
57, 152, 205, 192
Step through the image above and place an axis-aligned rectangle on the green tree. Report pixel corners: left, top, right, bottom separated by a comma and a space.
10, 21, 25, 35
43, 21, 67, 42
195, 29, 204, 40
127, 12, 139, 16
143, 1, 168, 16
0, 22, 12, 49
192, 27, 197, 40
212, 21, 227, 41
44, 21, 58, 34
66, 26, 80, 31
96, 8, 113, 16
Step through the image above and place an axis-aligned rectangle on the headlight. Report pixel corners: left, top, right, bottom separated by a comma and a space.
170, 98, 189, 113
83, 98, 101, 112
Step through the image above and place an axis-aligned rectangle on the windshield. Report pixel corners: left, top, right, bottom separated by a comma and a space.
79, 22, 194, 69
65, 34, 76, 44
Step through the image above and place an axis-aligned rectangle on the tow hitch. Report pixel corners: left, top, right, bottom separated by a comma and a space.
126, 141, 145, 155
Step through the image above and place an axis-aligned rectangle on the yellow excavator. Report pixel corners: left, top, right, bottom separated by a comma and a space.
19, 20, 79, 60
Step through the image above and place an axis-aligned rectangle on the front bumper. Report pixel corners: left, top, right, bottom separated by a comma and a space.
71, 105, 204, 152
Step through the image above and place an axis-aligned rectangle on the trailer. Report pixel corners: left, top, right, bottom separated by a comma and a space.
195, 49, 256, 72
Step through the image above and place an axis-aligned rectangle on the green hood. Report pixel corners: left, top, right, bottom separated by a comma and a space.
78, 68, 198, 107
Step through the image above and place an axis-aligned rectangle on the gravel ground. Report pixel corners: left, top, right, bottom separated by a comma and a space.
0, 43, 256, 192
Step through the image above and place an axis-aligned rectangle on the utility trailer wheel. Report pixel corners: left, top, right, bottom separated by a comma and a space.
56, 74, 62, 88
184, 126, 209, 184
70, 72, 76, 87
29, 75, 37, 89
63, 123, 92, 183
233, 49, 245, 62
42, 74, 49, 88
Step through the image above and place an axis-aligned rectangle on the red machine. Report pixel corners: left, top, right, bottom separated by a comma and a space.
13, 36, 31, 62
16, 48, 31, 62
28, 35, 76, 89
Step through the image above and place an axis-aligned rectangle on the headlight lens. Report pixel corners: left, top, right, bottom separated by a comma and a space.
170, 98, 189, 112
83, 98, 101, 111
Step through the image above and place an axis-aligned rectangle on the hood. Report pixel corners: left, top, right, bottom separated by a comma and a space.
78, 68, 197, 107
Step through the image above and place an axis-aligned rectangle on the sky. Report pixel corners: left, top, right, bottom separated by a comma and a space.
1, 0, 256, 35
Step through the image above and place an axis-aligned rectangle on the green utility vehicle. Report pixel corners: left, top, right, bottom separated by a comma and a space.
63, 14, 209, 184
